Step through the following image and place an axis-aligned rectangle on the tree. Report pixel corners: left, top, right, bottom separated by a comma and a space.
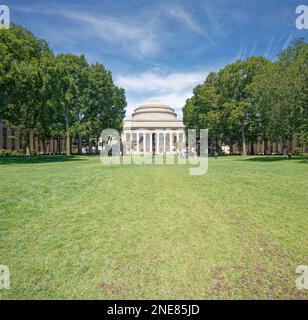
217, 57, 269, 157
251, 40, 308, 153
0, 24, 127, 156
0, 24, 50, 154
55, 54, 89, 156
183, 73, 224, 154
85, 64, 126, 154
8, 59, 42, 155
35, 53, 62, 154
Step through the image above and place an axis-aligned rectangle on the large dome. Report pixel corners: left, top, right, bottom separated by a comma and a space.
132, 100, 178, 121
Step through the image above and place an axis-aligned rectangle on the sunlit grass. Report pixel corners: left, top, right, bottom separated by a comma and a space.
0, 155, 307, 299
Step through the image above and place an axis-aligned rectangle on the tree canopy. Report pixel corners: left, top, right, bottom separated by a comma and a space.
183, 40, 308, 156
0, 24, 127, 155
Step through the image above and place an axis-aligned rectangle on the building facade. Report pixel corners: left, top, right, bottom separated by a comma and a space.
122, 101, 186, 155
1, 109, 306, 155
0, 121, 66, 154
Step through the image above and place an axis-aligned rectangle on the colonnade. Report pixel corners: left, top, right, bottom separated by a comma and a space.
122, 130, 186, 155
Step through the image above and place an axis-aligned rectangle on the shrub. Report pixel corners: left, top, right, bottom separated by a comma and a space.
10, 150, 22, 157
293, 148, 303, 156
0, 149, 10, 156
0, 149, 23, 157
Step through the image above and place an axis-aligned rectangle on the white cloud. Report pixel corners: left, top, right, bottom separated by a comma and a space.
115, 71, 207, 119
264, 37, 274, 58
249, 40, 258, 56
168, 7, 203, 34
282, 34, 293, 51
15, 5, 158, 56
117, 71, 205, 93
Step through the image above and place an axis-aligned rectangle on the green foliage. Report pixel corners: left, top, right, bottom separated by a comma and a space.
0, 24, 127, 155
0, 24, 50, 120
0, 149, 23, 157
251, 40, 307, 145
183, 40, 308, 156
293, 147, 304, 156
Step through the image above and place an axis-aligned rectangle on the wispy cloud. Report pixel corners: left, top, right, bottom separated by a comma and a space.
168, 7, 204, 35
15, 5, 159, 56
264, 37, 274, 58
249, 40, 258, 56
235, 45, 247, 61
282, 34, 293, 51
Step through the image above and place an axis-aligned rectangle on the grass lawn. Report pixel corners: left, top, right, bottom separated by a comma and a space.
0, 155, 307, 300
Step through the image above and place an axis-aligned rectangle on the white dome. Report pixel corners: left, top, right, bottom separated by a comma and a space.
132, 100, 178, 121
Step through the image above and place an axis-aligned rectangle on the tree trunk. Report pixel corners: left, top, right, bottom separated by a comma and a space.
289, 139, 293, 154
88, 137, 92, 155
88, 127, 92, 155
241, 125, 247, 157
70, 137, 73, 155
250, 141, 255, 155
215, 136, 219, 155
283, 139, 288, 155
229, 140, 234, 155
264, 138, 268, 155
57, 137, 61, 155
42, 139, 47, 155
26, 133, 31, 156
286, 140, 290, 154
96, 137, 99, 155
78, 133, 82, 155
65, 113, 70, 156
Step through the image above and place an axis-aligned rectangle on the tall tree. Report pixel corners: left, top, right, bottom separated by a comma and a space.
34, 53, 62, 154
217, 57, 269, 156
0, 24, 127, 156
85, 64, 126, 154
55, 54, 89, 156
251, 40, 308, 153
184, 73, 224, 153
0, 24, 50, 154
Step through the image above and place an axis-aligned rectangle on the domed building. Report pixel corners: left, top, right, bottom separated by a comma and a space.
122, 100, 185, 155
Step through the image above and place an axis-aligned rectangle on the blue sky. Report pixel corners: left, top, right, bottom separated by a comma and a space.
7, 0, 308, 118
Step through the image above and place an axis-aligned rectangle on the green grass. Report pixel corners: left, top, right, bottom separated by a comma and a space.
0, 155, 307, 300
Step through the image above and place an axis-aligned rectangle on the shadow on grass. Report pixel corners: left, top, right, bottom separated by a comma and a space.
0, 155, 88, 166
241, 156, 308, 163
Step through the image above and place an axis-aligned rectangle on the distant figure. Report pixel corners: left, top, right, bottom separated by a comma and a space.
214, 150, 218, 159
179, 150, 186, 159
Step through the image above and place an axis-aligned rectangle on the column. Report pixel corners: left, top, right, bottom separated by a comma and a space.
137, 132, 143, 153
169, 132, 172, 154
141, 131, 144, 153
144, 132, 147, 154
156, 132, 159, 154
